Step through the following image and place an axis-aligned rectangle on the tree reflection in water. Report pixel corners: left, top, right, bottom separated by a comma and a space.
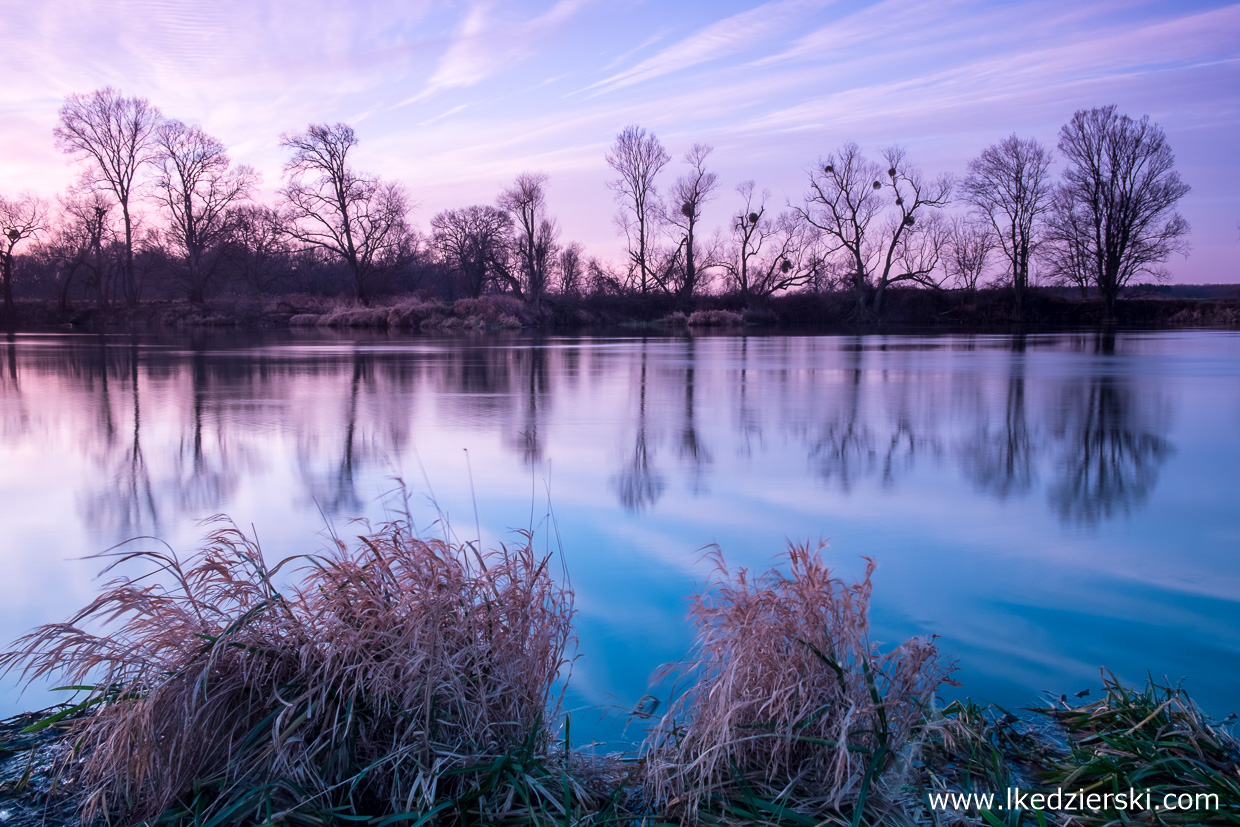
615, 340, 665, 511
76, 337, 160, 537
0, 330, 1185, 541
677, 336, 711, 496
1, 329, 1233, 741
960, 334, 1036, 499
1049, 374, 1172, 524
803, 338, 938, 492
171, 346, 237, 516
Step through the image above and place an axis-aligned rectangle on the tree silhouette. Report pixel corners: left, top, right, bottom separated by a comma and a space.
498, 172, 558, 311
663, 144, 719, 302
962, 135, 1053, 313
606, 125, 670, 294
154, 121, 257, 303
0, 193, 48, 312
1048, 107, 1190, 318
798, 144, 951, 318
54, 88, 160, 307
431, 205, 514, 299
279, 123, 411, 305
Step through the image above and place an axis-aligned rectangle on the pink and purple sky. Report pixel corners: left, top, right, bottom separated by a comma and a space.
1, 0, 1237, 282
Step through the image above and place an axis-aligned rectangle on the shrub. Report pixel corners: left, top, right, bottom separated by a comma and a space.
686, 309, 743, 327
1, 511, 575, 825
287, 312, 323, 326
452, 296, 528, 327
642, 542, 952, 822
740, 306, 779, 326
321, 305, 390, 328
657, 311, 689, 327
386, 298, 446, 329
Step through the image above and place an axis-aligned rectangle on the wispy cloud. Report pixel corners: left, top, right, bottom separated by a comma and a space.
692, 0, 1235, 125
584, 0, 834, 95
397, 0, 587, 106
599, 28, 675, 72
419, 103, 470, 126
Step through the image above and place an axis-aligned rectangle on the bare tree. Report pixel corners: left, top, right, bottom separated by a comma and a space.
1042, 187, 1094, 299
585, 256, 624, 297
962, 135, 1053, 313
944, 214, 994, 292
430, 205, 514, 299
798, 143, 952, 318
730, 181, 769, 302
556, 241, 584, 295
797, 143, 876, 317
498, 172, 558, 311
606, 125, 670, 294
54, 88, 162, 307
728, 182, 817, 300
663, 143, 719, 302
0, 194, 48, 311
279, 123, 412, 305
154, 121, 257, 303
1048, 107, 1190, 318
226, 204, 294, 295
46, 190, 118, 310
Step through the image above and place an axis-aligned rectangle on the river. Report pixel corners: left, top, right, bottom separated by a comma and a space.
0, 328, 1236, 746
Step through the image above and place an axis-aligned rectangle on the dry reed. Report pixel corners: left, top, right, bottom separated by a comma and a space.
1, 511, 575, 825
642, 542, 952, 823
452, 296, 528, 328
686, 310, 743, 327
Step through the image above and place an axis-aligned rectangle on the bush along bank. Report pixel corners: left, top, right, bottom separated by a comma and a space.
5, 287, 1240, 333
1, 516, 1237, 826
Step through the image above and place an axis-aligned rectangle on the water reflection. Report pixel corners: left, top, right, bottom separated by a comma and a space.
78, 339, 160, 536
3, 329, 1237, 737
960, 339, 1035, 499
615, 342, 665, 511
1049, 375, 1172, 524
677, 338, 710, 495
0, 331, 1186, 535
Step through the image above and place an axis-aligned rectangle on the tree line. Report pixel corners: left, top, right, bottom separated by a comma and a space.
0, 88, 1191, 320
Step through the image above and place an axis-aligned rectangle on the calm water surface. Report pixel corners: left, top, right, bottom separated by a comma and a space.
1, 329, 1237, 745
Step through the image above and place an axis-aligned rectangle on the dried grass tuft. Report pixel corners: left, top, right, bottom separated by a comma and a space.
386, 298, 447, 328
686, 309, 743, 327
287, 312, 324, 326
657, 311, 689, 327
1, 506, 575, 825
642, 541, 952, 822
452, 296, 529, 327
321, 305, 391, 328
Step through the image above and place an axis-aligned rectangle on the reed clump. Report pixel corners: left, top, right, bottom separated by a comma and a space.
451, 296, 528, 328
686, 309, 743, 327
641, 542, 953, 824
0, 513, 577, 826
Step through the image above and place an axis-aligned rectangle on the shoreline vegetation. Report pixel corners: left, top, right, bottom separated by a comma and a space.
1, 506, 1237, 826
2, 96, 1213, 340
2, 285, 1240, 334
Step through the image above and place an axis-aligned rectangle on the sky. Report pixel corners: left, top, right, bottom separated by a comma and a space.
0, 0, 1237, 283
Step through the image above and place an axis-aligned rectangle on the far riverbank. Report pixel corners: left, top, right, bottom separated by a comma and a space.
2, 285, 1239, 333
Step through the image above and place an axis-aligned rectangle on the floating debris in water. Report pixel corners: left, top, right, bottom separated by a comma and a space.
630, 694, 661, 718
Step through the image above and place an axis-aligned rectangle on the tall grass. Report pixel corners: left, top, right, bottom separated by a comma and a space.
641, 542, 952, 824
1033, 672, 1240, 825
9, 517, 1232, 827
0, 512, 575, 825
